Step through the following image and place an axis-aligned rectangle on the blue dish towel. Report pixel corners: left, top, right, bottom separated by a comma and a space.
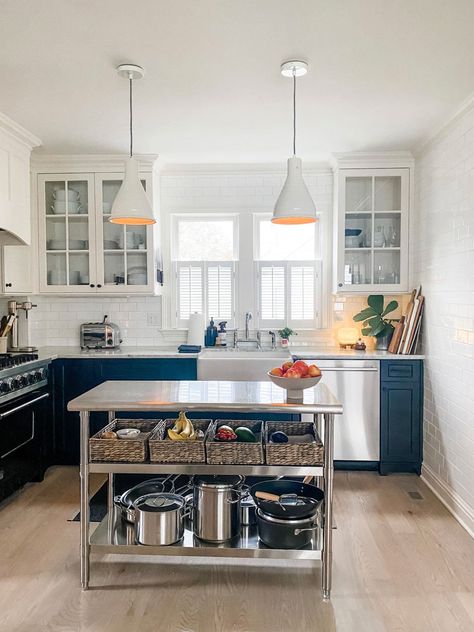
178, 344, 202, 353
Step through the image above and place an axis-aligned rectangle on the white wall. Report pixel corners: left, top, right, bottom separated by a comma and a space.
413, 103, 474, 535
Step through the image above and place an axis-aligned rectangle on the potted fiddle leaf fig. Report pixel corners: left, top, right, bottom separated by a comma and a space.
353, 295, 399, 350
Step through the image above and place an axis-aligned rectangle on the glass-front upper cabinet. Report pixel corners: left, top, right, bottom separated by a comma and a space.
94, 173, 154, 293
335, 168, 409, 293
38, 174, 96, 293
37, 169, 156, 294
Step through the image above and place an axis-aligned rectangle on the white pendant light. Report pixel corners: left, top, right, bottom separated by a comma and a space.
272, 60, 317, 225
110, 64, 156, 225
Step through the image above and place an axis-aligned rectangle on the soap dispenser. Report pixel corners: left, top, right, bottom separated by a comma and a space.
205, 317, 218, 347
217, 321, 228, 347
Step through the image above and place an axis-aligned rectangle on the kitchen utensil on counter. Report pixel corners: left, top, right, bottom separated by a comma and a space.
187, 311, 204, 346
256, 509, 319, 549
133, 492, 190, 545
192, 475, 245, 542
250, 480, 324, 520
80, 315, 122, 349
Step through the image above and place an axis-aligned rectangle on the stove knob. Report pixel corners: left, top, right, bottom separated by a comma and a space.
5, 377, 20, 391
26, 372, 35, 385
3, 378, 14, 392
0, 380, 9, 393
17, 374, 28, 387
35, 368, 48, 382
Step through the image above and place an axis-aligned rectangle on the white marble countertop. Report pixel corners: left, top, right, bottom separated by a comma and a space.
67, 379, 343, 414
37, 346, 201, 361
36, 344, 424, 361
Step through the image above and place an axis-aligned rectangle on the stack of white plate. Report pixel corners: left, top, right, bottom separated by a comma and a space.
127, 265, 147, 285
51, 188, 82, 214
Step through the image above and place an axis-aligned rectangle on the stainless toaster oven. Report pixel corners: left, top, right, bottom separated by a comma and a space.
80, 316, 122, 349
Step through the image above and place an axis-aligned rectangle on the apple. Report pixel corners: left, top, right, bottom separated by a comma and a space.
270, 367, 284, 377
281, 361, 293, 371
292, 360, 309, 377
307, 364, 322, 377
285, 368, 300, 379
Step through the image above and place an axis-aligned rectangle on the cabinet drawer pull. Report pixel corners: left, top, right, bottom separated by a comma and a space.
89, 284, 95, 288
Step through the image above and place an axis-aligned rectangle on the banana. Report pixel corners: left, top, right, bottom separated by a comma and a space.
172, 411, 187, 434
180, 418, 194, 438
167, 428, 186, 441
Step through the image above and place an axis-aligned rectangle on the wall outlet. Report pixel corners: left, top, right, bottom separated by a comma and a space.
146, 313, 160, 326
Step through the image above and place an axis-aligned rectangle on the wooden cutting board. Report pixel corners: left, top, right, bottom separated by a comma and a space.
388, 316, 405, 353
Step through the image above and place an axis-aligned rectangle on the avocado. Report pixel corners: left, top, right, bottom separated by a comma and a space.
235, 427, 257, 442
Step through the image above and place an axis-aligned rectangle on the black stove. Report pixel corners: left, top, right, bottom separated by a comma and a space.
0, 353, 39, 370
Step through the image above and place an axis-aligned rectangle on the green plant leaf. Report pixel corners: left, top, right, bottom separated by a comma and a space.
367, 295, 384, 314
361, 327, 371, 336
381, 300, 399, 317
353, 307, 376, 322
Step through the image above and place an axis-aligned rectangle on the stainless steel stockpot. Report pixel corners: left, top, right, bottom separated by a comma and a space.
192, 475, 244, 542
133, 493, 188, 546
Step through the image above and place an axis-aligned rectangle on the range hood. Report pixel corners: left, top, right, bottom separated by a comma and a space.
0, 228, 28, 246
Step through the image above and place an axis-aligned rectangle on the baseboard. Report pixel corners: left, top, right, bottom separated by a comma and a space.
421, 464, 474, 538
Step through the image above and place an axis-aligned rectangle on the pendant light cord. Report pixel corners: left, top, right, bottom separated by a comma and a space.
292, 69, 296, 156
129, 75, 133, 158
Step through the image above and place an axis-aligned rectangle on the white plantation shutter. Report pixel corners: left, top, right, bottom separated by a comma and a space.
260, 265, 285, 321
258, 261, 320, 328
177, 263, 203, 321
207, 264, 234, 321
290, 265, 315, 321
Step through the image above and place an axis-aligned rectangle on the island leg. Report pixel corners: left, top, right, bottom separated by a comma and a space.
321, 412, 334, 600
79, 410, 90, 590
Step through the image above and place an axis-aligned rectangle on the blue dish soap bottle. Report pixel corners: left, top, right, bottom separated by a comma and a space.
205, 317, 217, 347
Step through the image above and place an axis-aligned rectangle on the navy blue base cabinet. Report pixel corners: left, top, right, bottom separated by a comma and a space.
379, 360, 423, 475
53, 358, 197, 464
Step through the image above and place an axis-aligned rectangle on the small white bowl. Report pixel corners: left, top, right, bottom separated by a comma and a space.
267, 372, 322, 400
117, 428, 140, 439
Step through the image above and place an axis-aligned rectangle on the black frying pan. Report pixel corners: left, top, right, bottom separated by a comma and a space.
250, 479, 324, 519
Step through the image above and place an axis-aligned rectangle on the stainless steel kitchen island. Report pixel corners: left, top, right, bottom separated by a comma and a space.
68, 380, 343, 599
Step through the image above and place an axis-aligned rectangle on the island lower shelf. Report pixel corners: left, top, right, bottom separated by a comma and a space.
91, 514, 322, 560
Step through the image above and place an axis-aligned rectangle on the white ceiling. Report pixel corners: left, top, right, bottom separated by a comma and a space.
1, 0, 474, 164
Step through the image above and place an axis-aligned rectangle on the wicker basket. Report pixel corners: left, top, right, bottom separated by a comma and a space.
149, 418, 212, 463
206, 420, 264, 465
89, 418, 161, 463
265, 421, 324, 465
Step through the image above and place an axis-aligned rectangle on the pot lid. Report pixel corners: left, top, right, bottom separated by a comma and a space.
194, 475, 243, 489
134, 493, 185, 512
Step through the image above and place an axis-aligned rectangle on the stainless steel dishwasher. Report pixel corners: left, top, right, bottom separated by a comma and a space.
295, 358, 380, 462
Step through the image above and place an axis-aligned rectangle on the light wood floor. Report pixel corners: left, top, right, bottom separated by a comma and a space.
0, 467, 473, 632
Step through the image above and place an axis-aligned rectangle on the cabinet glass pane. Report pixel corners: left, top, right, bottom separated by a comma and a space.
374, 251, 400, 285
103, 218, 123, 250
46, 217, 66, 250
345, 213, 372, 248
104, 253, 125, 285
127, 252, 147, 285
45, 181, 65, 215
345, 177, 372, 212
47, 253, 67, 285
102, 180, 121, 215
126, 225, 146, 250
69, 253, 90, 285
374, 176, 401, 211
344, 251, 371, 285
374, 213, 401, 248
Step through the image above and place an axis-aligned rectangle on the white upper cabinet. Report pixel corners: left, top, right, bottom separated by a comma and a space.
34, 155, 160, 295
0, 114, 40, 246
333, 157, 412, 294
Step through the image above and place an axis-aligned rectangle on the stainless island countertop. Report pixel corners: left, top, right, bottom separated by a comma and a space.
67, 379, 343, 415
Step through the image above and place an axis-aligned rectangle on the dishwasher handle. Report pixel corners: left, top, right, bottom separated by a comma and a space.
318, 367, 378, 372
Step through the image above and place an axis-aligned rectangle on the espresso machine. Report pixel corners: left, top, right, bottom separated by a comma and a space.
7, 301, 38, 352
